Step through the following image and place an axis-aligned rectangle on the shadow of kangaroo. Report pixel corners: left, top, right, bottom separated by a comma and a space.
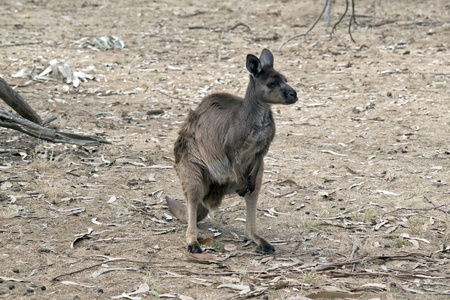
165, 49, 298, 254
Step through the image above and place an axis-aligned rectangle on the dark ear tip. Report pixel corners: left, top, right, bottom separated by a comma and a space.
246, 54, 258, 61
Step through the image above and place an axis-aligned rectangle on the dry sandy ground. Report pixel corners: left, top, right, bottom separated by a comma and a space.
0, 0, 449, 299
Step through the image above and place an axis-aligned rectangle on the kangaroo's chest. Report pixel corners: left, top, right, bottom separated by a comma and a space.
242, 121, 275, 156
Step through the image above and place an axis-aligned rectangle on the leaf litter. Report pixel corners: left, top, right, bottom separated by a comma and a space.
12, 57, 94, 87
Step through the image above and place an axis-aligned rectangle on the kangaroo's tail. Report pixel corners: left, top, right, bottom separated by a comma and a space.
165, 196, 188, 222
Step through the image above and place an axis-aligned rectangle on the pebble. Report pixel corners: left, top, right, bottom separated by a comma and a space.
12, 268, 20, 273
9, 285, 15, 290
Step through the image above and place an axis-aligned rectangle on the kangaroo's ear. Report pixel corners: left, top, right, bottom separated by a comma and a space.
259, 49, 274, 68
246, 54, 262, 78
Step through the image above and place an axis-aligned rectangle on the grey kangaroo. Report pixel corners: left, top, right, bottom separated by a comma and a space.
165, 49, 298, 253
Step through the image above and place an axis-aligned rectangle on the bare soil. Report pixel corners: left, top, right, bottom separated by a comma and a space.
1, 0, 449, 299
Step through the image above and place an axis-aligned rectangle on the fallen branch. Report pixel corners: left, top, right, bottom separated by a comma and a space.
0, 108, 110, 146
0, 77, 110, 146
0, 77, 43, 124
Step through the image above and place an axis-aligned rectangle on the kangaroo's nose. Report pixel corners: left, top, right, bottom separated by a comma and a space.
284, 88, 298, 104
289, 90, 297, 99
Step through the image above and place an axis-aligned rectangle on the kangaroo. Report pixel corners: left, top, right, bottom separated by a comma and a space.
165, 49, 297, 254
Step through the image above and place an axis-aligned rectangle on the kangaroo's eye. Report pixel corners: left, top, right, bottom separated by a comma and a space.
267, 82, 277, 89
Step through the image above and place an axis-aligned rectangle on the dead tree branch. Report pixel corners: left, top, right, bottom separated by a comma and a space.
0, 77, 110, 146
0, 77, 43, 124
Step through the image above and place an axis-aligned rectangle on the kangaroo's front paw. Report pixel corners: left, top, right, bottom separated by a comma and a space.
247, 176, 255, 193
236, 178, 249, 197
235, 187, 248, 197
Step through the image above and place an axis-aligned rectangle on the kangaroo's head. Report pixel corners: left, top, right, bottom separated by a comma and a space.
246, 49, 298, 105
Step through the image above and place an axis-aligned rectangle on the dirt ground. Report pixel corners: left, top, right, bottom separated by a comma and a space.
0, 0, 449, 299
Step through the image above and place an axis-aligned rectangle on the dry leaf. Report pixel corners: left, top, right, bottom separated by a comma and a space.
128, 282, 150, 296
217, 283, 250, 295
306, 290, 361, 299
92, 267, 138, 278
178, 295, 195, 300
91, 218, 102, 225
320, 150, 348, 157
186, 252, 226, 263
0, 276, 28, 283
352, 283, 387, 292
278, 179, 298, 185
107, 195, 117, 204
372, 190, 400, 196
71, 228, 93, 248
61, 281, 96, 288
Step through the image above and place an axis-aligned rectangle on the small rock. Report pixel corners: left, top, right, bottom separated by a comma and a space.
41, 286, 47, 291
12, 268, 20, 273
97, 288, 104, 293
9, 285, 15, 290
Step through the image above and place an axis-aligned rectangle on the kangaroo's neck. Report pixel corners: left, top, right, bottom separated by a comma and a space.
244, 76, 272, 126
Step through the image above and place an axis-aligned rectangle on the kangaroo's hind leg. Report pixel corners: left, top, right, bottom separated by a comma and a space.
175, 162, 208, 253
244, 162, 274, 253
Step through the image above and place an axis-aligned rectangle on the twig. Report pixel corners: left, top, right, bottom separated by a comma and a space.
331, 0, 349, 37
320, 269, 450, 279
348, 0, 357, 42
188, 22, 252, 32
154, 88, 191, 102
279, 2, 328, 51
229, 22, 252, 32
350, 237, 366, 272
383, 204, 447, 217
52, 258, 126, 280
280, 0, 358, 51
351, 0, 358, 26
314, 253, 441, 272
0, 42, 42, 48
424, 195, 450, 213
